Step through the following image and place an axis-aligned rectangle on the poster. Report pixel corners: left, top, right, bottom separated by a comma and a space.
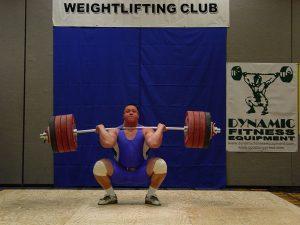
227, 63, 298, 152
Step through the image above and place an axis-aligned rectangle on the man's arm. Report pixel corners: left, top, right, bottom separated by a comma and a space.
96, 124, 118, 148
264, 73, 279, 88
243, 74, 251, 85
143, 123, 166, 149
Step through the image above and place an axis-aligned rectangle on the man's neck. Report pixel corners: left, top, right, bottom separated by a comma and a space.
123, 121, 138, 129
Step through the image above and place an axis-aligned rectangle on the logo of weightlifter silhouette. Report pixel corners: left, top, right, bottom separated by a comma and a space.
231, 66, 293, 115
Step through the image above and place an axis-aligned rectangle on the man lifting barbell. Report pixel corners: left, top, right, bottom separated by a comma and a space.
231, 66, 293, 115
243, 73, 279, 115
40, 105, 221, 206
94, 104, 168, 206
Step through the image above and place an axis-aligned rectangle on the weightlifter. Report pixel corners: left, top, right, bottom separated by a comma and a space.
244, 73, 279, 115
93, 104, 167, 206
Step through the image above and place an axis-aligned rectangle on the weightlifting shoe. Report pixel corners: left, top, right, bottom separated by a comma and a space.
145, 194, 161, 206
98, 194, 118, 205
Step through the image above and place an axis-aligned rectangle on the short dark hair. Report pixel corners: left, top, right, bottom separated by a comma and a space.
124, 103, 139, 112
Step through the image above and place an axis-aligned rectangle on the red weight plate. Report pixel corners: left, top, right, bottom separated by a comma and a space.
189, 111, 195, 147
184, 113, 189, 146
55, 116, 64, 153
49, 116, 58, 152
198, 112, 206, 148
185, 111, 191, 147
60, 115, 70, 152
184, 111, 195, 148
66, 114, 78, 151
192, 111, 201, 148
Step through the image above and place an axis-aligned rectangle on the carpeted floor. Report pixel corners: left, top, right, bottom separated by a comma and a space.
0, 190, 300, 225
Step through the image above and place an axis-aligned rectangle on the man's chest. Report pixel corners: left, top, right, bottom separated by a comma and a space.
124, 130, 138, 140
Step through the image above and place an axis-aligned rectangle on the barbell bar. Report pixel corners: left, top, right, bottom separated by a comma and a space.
75, 126, 188, 134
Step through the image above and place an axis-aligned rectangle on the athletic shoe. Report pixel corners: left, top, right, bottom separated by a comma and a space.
98, 195, 118, 205
145, 195, 161, 206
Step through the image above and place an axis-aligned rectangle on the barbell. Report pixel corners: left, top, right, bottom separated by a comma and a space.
231, 66, 293, 83
40, 111, 221, 153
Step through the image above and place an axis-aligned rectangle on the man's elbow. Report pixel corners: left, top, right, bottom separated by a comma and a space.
100, 140, 115, 148
149, 141, 161, 149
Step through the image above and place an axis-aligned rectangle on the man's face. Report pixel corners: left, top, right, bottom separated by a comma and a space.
253, 74, 262, 86
123, 105, 139, 124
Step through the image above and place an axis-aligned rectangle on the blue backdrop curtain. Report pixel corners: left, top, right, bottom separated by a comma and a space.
53, 27, 226, 188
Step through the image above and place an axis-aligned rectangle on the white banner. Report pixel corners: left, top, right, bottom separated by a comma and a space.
53, 0, 229, 27
226, 63, 298, 152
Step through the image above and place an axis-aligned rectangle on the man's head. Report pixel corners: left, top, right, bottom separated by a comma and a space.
253, 74, 262, 86
123, 104, 139, 126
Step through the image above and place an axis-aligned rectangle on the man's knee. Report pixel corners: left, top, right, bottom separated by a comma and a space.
153, 158, 167, 174
93, 160, 108, 177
